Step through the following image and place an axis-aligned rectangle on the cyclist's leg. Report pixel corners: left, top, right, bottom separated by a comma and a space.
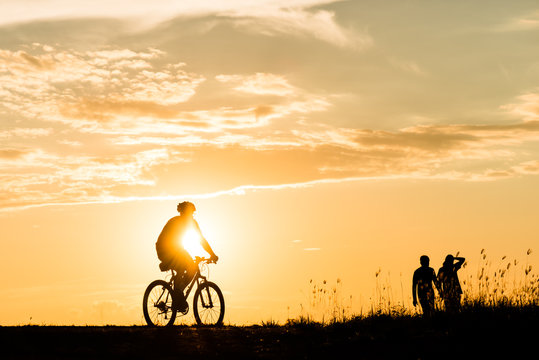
182, 261, 197, 288
171, 268, 189, 311
172, 251, 196, 291
170, 253, 194, 311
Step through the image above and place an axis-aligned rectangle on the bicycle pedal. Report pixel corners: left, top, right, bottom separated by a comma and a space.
177, 303, 189, 314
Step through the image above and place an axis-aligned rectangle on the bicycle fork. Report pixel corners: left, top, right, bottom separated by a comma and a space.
201, 283, 214, 308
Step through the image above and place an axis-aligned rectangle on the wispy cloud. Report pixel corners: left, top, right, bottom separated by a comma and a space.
0, 1, 369, 50
388, 57, 428, 76
225, 6, 372, 51
0, 128, 53, 139
0, 173, 409, 214
0, 1, 341, 25
501, 89, 539, 121
3, 117, 539, 212
216, 73, 297, 96
491, 11, 539, 32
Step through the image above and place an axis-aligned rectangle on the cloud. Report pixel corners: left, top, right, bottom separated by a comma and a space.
4, 116, 539, 212
511, 160, 539, 175
388, 58, 428, 76
501, 89, 539, 121
226, 7, 372, 51
2, 43, 539, 212
3, 113, 539, 212
491, 11, 539, 32
216, 73, 297, 96
1, 45, 333, 139
0, 1, 341, 26
0, 147, 181, 211
0, 1, 369, 50
0, 128, 53, 139
0, 173, 406, 213
0, 45, 205, 132
0, 148, 31, 159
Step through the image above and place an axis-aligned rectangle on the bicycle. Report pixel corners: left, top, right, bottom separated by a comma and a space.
143, 256, 225, 326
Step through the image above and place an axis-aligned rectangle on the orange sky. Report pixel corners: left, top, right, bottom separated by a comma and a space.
1, 0, 538, 325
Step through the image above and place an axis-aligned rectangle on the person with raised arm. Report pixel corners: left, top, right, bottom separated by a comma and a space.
437, 254, 465, 312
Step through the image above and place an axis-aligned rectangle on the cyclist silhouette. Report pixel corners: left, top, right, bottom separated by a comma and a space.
437, 254, 465, 312
412, 255, 439, 317
156, 201, 218, 311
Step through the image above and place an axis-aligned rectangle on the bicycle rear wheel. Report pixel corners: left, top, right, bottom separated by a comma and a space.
193, 281, 225, 326
143, 280, 176, 327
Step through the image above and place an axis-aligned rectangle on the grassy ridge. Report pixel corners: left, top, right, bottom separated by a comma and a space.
1, 305, 537, 359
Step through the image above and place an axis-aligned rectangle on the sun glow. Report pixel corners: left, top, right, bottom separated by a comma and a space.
181, 227, 206, 258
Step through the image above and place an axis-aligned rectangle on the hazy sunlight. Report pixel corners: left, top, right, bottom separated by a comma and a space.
181, 227, 206, 258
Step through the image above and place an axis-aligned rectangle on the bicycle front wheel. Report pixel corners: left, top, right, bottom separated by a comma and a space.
193, 281, 225, 326
143, 280, 176, 327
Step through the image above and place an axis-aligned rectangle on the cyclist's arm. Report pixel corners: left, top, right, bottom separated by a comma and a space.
194, 220, 218, 260
201, 238, 217, 259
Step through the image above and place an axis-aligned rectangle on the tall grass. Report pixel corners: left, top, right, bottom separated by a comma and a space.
371, 268, 409, 317
288, 249, 537, 325
461, 248, 538, 308
292, 278, 353, 325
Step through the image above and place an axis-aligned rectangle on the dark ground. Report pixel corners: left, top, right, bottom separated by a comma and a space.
1, 307, 537, 359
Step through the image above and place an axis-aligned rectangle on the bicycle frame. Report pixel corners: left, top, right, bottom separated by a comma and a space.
184, 267, 205, 299
168, 259, 214, 307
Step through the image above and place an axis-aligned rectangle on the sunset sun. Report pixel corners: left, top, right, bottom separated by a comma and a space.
181, 227, 205, 258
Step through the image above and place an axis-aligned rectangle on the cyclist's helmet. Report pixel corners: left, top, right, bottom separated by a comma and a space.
177, 201, 196, 214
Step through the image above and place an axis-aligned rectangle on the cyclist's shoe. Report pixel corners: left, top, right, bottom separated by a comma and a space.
177, 302, 189, 314
173, 290, 188, 313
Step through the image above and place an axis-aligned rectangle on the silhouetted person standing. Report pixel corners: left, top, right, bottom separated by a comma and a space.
437, 254, 465, 312
412, 255, 438, 316
156, 201, 218, 311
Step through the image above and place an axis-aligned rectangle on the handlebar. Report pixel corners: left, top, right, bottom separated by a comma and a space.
194, 256, 218, 264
